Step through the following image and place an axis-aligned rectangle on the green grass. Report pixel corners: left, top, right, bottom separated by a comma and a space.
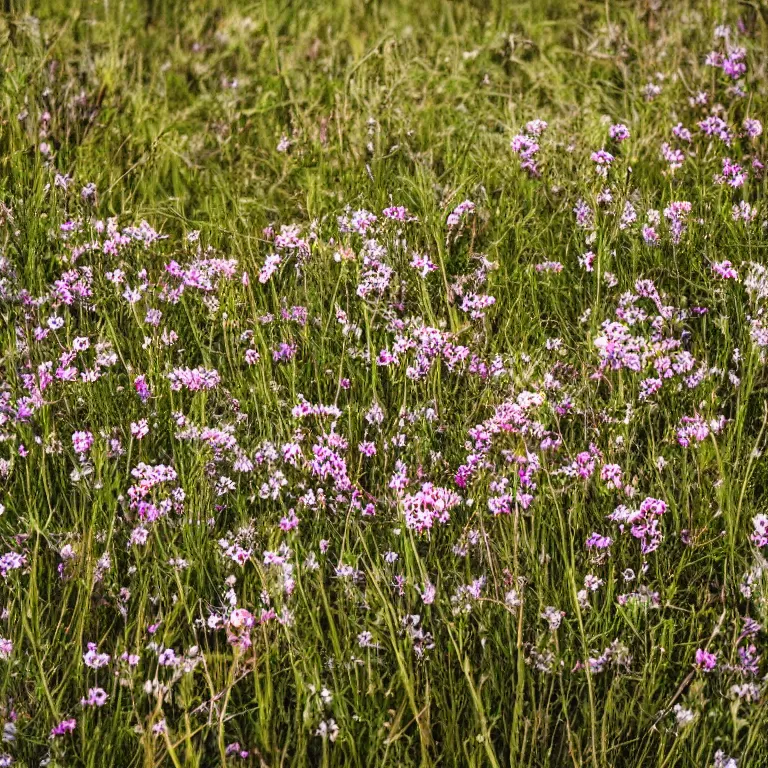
1, 0, 768, 766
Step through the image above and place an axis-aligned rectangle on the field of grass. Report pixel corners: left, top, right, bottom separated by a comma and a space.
1, 0, 768, 765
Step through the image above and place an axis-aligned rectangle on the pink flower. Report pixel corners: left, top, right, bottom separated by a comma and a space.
402, 483, 461, 533
744, 118, 763, 138
131, 420, 149, 439
382, 205, 416, 222
694, 648, 717, 671
446, 199, 475, 229
590, 149, 615, 177
579, 251, 596, 272
420, 581, 436, 604
134, 375, 151, 401
609, 123, 630, 141
167, 366, 220, 391
72, 431, 94, 454
50, 718, 77, 738
80, 687, 108, 707
752, 514, 768, 547
712, 260, 738, 280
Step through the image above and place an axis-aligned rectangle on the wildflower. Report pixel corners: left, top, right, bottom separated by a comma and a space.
420, 581, 436, 605
382, 205, 415, 222
573, 199, 594, 229
643, 82, 662, 101
535, 261, 563, 273
315, 719, 339, 741
167, 366, 220, 391
751, 514, 768, 547
541, 606, 564, 631
410, 253, 437, 276
134, 375, 151, 401
672, 123, 692, 142
446, 199, 475, 229
357, 631, 376, 648
72, 431, 94, 455
673, 704, 696, 727
732, 201, 756, 222
698, 115, 731, 144
600, 463, 623, 490
80, 688, 108, 707
579, 251, 596, 272
81, 182, 97, 202
642, 226, 659, 245
712, 260, 738, 280
83, 642, 110, 669
402, 483, 461, 533
525, 119, 548, 135
743, 118, 762, 138
50, 718, 77, 738
719, 157, 745, 188
130, 420, 149, 439
590, 149, 615, 177
584, 574, 603, 591
259, 254, 281, 283
0, 552, 25, 579
511, 133, 542, 176
713, 751, 739, 768
619, 201, 637, 229
609, 123, 630, 141
664, 200, 692, 244
661, 142, 685, 172
694, 648, 717, 671
586, 532, 613, 550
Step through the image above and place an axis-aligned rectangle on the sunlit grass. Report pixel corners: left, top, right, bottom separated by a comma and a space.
0, 1, 767, 766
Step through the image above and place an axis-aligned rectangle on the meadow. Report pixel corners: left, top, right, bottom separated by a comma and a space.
1, 0, 768, 765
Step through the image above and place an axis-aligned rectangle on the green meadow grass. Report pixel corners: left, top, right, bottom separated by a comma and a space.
1, 1, 768, 766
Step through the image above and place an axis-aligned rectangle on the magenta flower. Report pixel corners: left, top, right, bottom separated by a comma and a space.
590, 149, 615, 177
50, 718, 77, 738
694, 648, 717, 671
609, 123, 630, 141
712, 260, 738, 280
402, 483, 461, 533
72, 430, 94, 455
0, 638, 12, 659
81, 687, 108, 707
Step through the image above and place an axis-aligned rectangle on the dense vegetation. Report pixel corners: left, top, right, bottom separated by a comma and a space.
1, 1, 768, 766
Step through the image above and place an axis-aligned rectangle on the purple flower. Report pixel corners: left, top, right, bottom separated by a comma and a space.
0, 638, 12, 659
50, 718, 77, 739
80, 687, 108, 707
0, 552, 25, 579
712, 260, 738, 280
609, 123, 630, 141
72, 430, 94, 454
694, 648, 717, 671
